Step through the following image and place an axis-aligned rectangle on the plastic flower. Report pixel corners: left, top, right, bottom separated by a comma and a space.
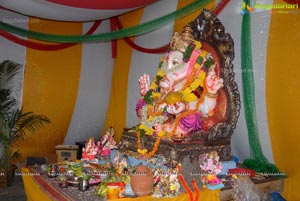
195, 63, 201, 70
152, 92, 161, 99
148, 116, 153, 121
200, 50, 208, 57
137, 149, 148, 154
190, 77, 202, 89
198, 71, 206, 86
157, 69, 165, 77
157, 131, 167, 137
182, 92, 197, 102
139, 124, 154, 135
150, 81, 157, 90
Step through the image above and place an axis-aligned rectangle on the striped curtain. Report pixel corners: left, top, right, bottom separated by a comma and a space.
0, 0, 299, 199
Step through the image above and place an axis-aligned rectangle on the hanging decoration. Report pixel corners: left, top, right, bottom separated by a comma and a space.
113, 17, 169, 54
240, 0, 278, 173
0, 0, 160, 22
113, 0, 231, 54
0, 0, 212, 43
0, 0, 230, 54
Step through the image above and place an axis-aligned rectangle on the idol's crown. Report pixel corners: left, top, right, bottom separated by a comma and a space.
169, 26, 195, 53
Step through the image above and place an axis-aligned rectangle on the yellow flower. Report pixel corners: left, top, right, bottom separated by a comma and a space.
139, 124, 154, 135
183, 93, 197, 102
182, 88, 192, 95
200, 50, 207, 57
195, 63, 201, 70
137, 149, 148, 154
195, 41, 202, 49
158, 131, 166, 137
152, 92, 161, 99
157, 69, 165, 77
190, 78, 201, 89
165, 91, 183, 104
181, 90, 189, 98
150, 81, 157, 90
198, 71, 206, 86
182, 89, 197, 102
169, 185, 175, 191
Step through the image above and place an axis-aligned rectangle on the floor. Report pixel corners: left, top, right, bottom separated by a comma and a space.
0, 175, 26, 200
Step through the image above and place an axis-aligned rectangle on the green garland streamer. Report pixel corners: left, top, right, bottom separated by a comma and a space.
0, 0, 211, 43
241, 0, 278, 173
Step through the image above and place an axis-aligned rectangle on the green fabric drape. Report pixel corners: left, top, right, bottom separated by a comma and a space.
0, 0, 211, 43
241, 0, 278, 173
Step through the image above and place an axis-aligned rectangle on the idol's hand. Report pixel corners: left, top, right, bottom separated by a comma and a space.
139, 74, 150, 96
205, 70, 223, 94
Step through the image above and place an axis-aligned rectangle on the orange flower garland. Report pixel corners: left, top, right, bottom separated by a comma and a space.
137, 130, 161, 157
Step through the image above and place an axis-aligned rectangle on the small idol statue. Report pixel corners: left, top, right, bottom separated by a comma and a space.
199, 151, 223, 188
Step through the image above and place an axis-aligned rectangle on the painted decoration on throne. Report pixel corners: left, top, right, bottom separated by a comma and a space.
135, 26, 226, 143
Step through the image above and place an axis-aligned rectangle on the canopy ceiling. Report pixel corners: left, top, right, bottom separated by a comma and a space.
0, 0, 160, 22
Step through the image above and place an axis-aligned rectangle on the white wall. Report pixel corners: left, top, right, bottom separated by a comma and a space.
64, 20, 114, 144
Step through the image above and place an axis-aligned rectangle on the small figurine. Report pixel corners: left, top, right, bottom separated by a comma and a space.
113, 151, 129, 175
152, 166, 181, 198
82, 137, 98, 160
199, 151, 223, 188
99, 127, 117, 156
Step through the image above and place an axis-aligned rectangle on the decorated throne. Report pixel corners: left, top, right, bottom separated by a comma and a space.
120, 8, 240, 166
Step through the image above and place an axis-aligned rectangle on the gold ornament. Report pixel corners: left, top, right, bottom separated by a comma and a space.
169, 26, 195, 53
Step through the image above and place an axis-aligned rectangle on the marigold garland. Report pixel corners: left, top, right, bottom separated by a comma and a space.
137, 130, 161, 157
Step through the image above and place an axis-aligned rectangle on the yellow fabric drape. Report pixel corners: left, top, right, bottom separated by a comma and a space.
266, 0, 300, 200
20, 19, 82, 160
109, 189, 220, 201
22, 167, 52, 201
103, 9, 144, 142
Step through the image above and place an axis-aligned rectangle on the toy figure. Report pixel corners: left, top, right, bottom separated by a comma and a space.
199, 151, 222, 188
152, 166, 181, 198
99, 127, 117, 155
82, 137, 98, 160
136, 26, 224, 140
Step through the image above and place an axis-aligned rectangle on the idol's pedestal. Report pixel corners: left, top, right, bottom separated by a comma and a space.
120, 129, 232, 165
120, 128, 232, 191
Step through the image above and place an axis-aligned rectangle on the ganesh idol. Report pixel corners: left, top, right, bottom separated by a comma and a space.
136, 26, 224, 141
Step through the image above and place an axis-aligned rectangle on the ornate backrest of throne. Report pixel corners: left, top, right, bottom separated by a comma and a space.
188, 8, 240, 144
